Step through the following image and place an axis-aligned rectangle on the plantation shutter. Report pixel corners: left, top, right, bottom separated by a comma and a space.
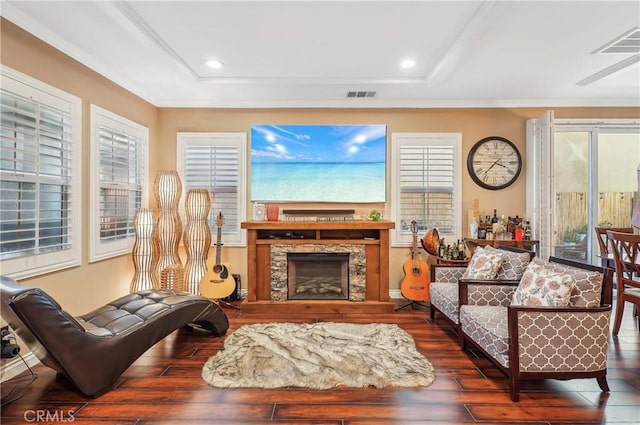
399, 145, 455, 234
0, 90, 74, 259
183, 144, 240, 237
98, 126, 144, 242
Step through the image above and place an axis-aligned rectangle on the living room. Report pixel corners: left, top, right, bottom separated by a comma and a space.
1, 1, 640, 423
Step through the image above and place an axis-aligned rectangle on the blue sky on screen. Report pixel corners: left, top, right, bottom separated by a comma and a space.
251, 124, 386, 163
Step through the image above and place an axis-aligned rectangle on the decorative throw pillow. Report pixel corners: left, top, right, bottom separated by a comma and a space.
512, 261, 576, 307
461, 246, 505, 280
485, 245, 532, 280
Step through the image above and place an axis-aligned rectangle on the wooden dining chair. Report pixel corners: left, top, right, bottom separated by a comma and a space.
606, 230, 640, 335
594, 226, 633, 267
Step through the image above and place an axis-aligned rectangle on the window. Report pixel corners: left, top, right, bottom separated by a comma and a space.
390, 133, 462, 246
176, 133, 247, 246
0, 66, 82, 279
89, 105, 149, 262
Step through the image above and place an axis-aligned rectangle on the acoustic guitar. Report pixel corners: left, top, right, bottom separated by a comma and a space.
199, 212, 236, 299
400, 220, 430, 301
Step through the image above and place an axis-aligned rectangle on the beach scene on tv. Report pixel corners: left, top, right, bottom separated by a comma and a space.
250, 124, 387, 203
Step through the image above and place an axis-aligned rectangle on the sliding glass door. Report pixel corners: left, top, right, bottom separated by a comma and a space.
553, 123, 640, 264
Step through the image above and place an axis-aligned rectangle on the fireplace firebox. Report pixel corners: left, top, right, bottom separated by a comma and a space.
287, 253, 349, 300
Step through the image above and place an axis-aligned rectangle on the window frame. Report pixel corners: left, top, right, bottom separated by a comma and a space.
89, 104, 149, 262
176, 132, 247, 247
0, 65, 82, 279
390, 132, 462, 246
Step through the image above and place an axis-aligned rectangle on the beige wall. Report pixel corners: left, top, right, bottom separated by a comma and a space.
2, 18, 640, 316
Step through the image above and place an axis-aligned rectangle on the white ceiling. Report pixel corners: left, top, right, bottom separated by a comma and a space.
2, 0, 640, 108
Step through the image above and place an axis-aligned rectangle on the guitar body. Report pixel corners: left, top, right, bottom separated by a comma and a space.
400, 258, 430, 301
400, 220, 431, 301
199, 212, 236, 299
199, 262, 236, 299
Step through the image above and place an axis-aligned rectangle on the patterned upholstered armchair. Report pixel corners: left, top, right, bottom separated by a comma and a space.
429, 245, 534, 328
458, 257, 613, 401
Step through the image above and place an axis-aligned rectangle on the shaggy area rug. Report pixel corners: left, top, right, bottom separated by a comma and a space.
201, 322, 435, 389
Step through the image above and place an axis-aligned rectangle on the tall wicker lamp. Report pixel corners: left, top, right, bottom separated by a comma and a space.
153, 171, 183, 278
130, 208, 159, 292
183, 189, 212, 294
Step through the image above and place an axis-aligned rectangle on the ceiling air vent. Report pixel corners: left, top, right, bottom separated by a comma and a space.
593, 27, 640, 54
346, 91, 376, 98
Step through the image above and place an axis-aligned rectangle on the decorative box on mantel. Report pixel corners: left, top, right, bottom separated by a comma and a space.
240, 220, 395, 313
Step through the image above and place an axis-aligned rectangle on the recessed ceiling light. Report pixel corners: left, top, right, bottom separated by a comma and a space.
400, 59, 416, 69
205, 59, 224, 69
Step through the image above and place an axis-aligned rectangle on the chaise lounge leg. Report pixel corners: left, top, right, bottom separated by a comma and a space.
429, 305, 436, 320
596, 376, 610, 392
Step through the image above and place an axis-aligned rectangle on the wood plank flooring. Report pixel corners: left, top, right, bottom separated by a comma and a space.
1, 301, 639, 424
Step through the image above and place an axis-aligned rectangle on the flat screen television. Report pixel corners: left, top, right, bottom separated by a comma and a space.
250, 124, 387, 203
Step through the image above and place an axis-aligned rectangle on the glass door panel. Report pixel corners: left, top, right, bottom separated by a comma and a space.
595, 132, 640, 262
553, 132, 589, 261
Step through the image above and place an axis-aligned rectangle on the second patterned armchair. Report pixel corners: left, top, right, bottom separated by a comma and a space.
458, 256, 613, 401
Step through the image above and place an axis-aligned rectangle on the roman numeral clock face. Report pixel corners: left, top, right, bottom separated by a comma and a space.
467, 136, 522, 190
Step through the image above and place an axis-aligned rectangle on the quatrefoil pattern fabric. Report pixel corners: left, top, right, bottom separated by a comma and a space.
516, 310, 610, 372
460, 305, 510, 367
484, 245, 532, 280
430, 266, 467, 324
430, 281, 460, 324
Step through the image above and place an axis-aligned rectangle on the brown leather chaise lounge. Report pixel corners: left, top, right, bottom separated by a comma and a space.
0, 275, 229, 397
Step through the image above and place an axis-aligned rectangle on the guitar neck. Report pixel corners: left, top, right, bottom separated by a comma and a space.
411, 233, 419, 259
215, 228, 222, 265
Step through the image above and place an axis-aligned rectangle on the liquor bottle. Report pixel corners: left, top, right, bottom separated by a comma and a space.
451, 242, 459, 260
470, 217, 478, 239
457, 240, 465, 259
524, 221, 531, 240
491, 210, 499, 237
514, 225, 524, 241
491, 209, 499, 224
438, 238, 446, 258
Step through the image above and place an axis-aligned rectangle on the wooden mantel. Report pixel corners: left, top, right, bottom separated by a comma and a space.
241, 220, 395, 313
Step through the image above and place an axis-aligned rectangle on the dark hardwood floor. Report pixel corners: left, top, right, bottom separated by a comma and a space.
1, 300, 639, 424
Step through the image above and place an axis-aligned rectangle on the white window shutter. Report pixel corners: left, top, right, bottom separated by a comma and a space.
177, 133, 247, 246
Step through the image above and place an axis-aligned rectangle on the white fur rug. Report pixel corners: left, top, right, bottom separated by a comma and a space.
201, 322, 435, 389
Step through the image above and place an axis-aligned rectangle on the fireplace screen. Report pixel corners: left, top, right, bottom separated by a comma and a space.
287, 253, 349, 300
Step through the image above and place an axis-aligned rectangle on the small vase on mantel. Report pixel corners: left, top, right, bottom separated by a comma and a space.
153, 171, 183, 278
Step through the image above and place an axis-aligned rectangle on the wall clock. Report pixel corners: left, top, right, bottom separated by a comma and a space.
467, 136, 522, 190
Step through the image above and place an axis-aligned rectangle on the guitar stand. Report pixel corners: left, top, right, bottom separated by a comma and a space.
217, 299, 240, 310
395, 299, 429, 311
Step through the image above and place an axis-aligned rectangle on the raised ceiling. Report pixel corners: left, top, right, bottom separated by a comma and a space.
2, 0, 639, 108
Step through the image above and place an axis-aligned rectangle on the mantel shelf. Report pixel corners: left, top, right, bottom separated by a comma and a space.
241, 220, 395, 230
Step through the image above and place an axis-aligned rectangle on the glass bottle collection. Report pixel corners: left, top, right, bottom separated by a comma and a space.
438, 238, 467, 260
475, 209, 531, 241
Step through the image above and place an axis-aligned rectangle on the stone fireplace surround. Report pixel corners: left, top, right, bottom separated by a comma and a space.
270, 244, 366, 301
241, 220, 395, 313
